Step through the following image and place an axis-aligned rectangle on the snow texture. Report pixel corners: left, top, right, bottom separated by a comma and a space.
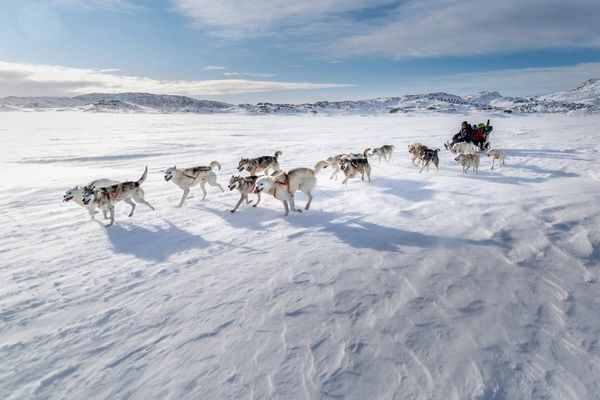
1, 112, 600, 399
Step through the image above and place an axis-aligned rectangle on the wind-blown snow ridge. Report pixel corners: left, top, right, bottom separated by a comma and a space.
1, 80, 600, 114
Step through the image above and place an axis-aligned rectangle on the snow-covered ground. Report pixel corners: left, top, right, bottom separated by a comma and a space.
1, 112, 600, 400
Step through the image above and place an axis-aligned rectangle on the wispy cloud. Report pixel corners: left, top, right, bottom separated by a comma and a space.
0, 61, 353, 97
426, 62, 600, 97
51, 0, 141, 11
171, 0, 389, 38
224, 72, 276, 78
203, 65, 227, 71
335, 0, 600, 58
172, 0, 600, 58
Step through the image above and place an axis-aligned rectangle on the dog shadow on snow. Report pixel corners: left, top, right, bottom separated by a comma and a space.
369, 177, 435, 202
102, 220, 209, 262
205, 205, 505, 253
285, 210, 506, 252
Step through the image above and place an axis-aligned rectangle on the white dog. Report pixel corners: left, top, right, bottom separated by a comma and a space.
63, 179, 118, 219
451, 142, 479, 155
486, 149, 505, 170
254, 162, 325, 215
455, 154, 480, 174
164, 161, 224, 207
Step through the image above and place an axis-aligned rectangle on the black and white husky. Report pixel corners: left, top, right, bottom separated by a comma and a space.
164, 161, 224, 207
237, 151, 282, 176
63, 179, 118, 219
82, 167, 155, 226
419, 148, 440, 173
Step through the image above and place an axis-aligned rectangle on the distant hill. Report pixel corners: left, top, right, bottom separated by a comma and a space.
1, 81, 600, 114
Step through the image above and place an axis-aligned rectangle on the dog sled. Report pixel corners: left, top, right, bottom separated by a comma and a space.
445, 120, 493, 151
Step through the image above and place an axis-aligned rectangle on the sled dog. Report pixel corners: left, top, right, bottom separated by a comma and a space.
238, 151, 282, 175
455, 154, 480, 174
408, 143, 428, 166
419, 148, 440, 172
63, 179, 118, 219
486, 149, 505, 170
254, 161, 325, 215
164, 161, 224, 207
370, 145, 395, 162
451, 142, 479, 155
82, 167, 155, 226
340, 157, 371, 184
228, 175, 261, 213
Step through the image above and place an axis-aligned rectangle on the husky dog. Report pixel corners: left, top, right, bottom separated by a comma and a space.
455, 154, 480, 174
82, 167, 155, 226
408, 143, 428, 166
325, 154, 346, 180
254, 161, 325, 216
63, 179, 118, 219
164, 161, 224, 207
486, 149, 505, 170
228, 175, 261, 213
340, 157, 371, 184
451, 142, 479, 155
238, 151, 282, 176
419, 148, 440, 173
370, 145, 395, 162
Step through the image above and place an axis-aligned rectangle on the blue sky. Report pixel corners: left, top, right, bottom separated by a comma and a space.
1, 0, 600, 103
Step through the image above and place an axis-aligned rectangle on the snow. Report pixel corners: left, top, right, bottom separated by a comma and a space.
540, 79, 600, 105
1, 112, 600, 399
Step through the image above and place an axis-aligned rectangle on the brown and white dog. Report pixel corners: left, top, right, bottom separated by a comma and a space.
326, 149, 370, 180
486, 149, 505, 170
238, 151, 282, 176
63, 178, 118, 219
164, 161, 224, 207
254, 161, 327, 215
408, 143, 428, 167
82, 167, 155, 226
228, 175, 261, 213
455, 154, 480, 174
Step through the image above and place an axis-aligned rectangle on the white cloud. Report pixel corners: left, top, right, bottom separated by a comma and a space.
203, 65, 227, 71
391, 62, 600, 97
51, 0, 139, 10
335, 0, 600, 58
0, 61, 353, 97
224, 72, 276, 78
172, 0, 600, 58
171, 0, 391, 38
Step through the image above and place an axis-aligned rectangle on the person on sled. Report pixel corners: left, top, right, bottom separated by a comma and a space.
448, 121, 473, 148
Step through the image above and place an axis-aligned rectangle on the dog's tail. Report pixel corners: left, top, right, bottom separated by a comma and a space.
137, 166, 148, 186
314, 160, 329, 174
363, 147, 372, 158
209, 161, 222, 171
274, 150, 283, 159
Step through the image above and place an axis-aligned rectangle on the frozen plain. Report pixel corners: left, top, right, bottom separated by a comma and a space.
1, 112, 600, 399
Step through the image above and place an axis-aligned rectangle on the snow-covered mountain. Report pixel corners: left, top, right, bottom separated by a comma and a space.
1, 80, 600, 114
0, 93, 234, 113
539, 79, 600, 105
